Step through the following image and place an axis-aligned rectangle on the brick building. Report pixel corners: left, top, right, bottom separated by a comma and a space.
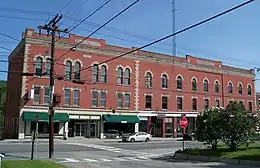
4, 28, 256, 139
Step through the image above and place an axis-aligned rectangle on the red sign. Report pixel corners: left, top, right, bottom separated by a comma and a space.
180, 117, 188, 128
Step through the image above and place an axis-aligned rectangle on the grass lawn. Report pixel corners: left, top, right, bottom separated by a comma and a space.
2, 160, 66, 168
181, 143, 260, 161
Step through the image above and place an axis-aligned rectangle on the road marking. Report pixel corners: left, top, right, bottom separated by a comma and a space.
113, 157, 128, 161
59, 158, 81, 163
82, 158, 98, 162
100, 158, 113, 162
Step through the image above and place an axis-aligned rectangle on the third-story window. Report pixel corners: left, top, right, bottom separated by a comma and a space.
228, 82, 233, 94
35, 57, 43, 76
216, 99, 220, 107
92, 91, 98, 107
248, 85, 252, 96
65, 60, 72, 80
124, 93, 130, 108
215, 81, 220, 93
43, 87, 50, 104
177, 76, 183, 90
74, 62, 81, 80
145, 72, 152, 88
204, 98, 209, 110
100, 65, 107, 83
92, 64, 99, 83
64, 88, 71, 105
73, 89, 80, 106
177, 97, 183, 110
46, 58, 51, 77
33, 86, 40, 104
124, 68, 131, 85
100, 91, 106, 107
117, 67, 123, 84
192, 98, 197, 111
192, 78, 197, 91
161, 74, 168, 88
248, 101, 252, 111
162, 96, 168, 110
145, 95, 152, 109
204, 79, 209, 92
117, 93, 123, 108
238, 83, 243, 95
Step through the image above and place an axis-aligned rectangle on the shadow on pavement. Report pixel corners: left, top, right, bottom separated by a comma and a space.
4, 154, 30, 159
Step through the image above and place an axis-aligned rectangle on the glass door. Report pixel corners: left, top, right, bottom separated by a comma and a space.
75, 123, 86, 137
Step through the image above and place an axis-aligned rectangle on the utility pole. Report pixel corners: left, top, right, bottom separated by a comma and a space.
37, 14, 68, 159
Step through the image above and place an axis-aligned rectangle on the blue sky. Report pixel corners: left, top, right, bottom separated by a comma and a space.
1, 0, 260, 90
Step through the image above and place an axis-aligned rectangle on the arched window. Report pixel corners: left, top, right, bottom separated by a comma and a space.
117, 67, 123, 84
46, 58, 51, 77
145, 72, 152, 88
177, 76, 183, 90
215, 81, 220, 93
124, 68, 131, 85
92, 64, 99, 83
238, 83, 243, 95
204, 79, 209, 92
74, 62, 81, 80
228, 82, 233, 94
192, 78, 197, 91
65, 60, 72, 80
161, 74, 168, 88
35, 57, 43, 76
248, 85, 252, 96
100, 65, 107, 83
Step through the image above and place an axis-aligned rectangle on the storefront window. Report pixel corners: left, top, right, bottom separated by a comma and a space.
31, 122, 59, 134
165, 118, 173, 137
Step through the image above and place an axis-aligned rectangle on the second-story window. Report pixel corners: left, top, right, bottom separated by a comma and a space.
145, 95, 152, 109
100, 65, 107, 83
162, 96, 168, 110
192, 98, 197, 111
124, 93, 130, 108
177, 76, 183, 90
73, 89, 80, 106
204, 79, 209, 92
177, 97, 183, 110
64, 88, 71, 105
46, 58, 51, 77
204, 98, 209, 110
43, 87, 50, 104
65, 60, 72, 80
74, 62, 81, 80
35, 57, 43, 76
228, 82, 233, 94
215, 81, 220, 93
100, 91, 106, 107
92, 91, 98, 107
248, 85, 252, 96
117, 93, 123, 108
192, 78, 197, 91
33, 86, 40, 104
238, 83, 243, 95
161, 74, 168, 89
117, 67, 123, 84
145, 72, 152, 88
124, 68, 131, 85
92, 64, 99, 83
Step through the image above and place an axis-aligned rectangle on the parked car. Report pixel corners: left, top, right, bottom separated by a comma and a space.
183, 130, 197, 141
122, 132, 152, 142
104, 129, 120, 139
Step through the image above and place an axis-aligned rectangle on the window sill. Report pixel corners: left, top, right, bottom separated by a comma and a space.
177, 89, 182, 91
177, 109, 183, 112
71, 105, 80, 108
162, 87, 168, 90
32, 103, 41, 106
145, 108, 152, 111
91, 106, 99, 108
192, 110, 197, 112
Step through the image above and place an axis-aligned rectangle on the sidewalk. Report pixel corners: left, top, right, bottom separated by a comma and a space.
0, 137, 182, 144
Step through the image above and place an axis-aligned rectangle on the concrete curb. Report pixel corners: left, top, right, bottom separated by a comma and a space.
173, 153, 260, 166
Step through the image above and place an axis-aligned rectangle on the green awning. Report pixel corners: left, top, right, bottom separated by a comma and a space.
22, 112, 70, 122
103, 115, 140, 123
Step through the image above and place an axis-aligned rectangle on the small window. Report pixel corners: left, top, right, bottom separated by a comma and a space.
238, 83, 243, 95
215, 81, 220, 93
192, 78, 197, 91
92, 91, 98, 107
35, 57, 43, 76
46, 58, 51, 77
177, 76, 182, 90
65, 60, 72, 80
248, 101, 252, 111
192, 98, 197, 111
145, 95, 152, 109
204, 79, 209, 92
177, 97, 183, 110
92, 64, 99, 83
117, 93, 123, 108
117, 67, 124, 84
74, 62, 81, 80
100, 91, 106, 107
204, 98, 209, 110
124, 68, 131, 85
73, 90, 80, 106
228, 82, 233, 94
248, 85, 252, 96
33, 87, 41, 104
162, 96, 168, 110
145, 72, 152, 88
161, 74, 168, 88
100, 65, 107, 83
124, 93, 130, 108
43, 87, 50, 104
216, 99, 220, 107
64, 89, 71, 105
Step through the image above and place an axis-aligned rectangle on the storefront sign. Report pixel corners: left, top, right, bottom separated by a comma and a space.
121, 121, 127, 123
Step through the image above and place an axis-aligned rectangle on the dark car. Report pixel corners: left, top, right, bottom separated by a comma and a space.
183, 130, 197, 141
104, 129, 120, 139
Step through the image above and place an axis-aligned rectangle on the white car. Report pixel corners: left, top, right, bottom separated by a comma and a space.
122, 132, 152, 142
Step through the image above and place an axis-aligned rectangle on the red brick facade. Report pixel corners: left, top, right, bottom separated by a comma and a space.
4, 28, 256, 139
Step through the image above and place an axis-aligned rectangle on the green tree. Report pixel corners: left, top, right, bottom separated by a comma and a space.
221, 102, 260, 151
196, 107, 224, 150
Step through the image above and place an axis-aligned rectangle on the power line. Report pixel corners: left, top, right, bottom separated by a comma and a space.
78, 0, 255, 73
0, 46, 12, 52
59, 0, 74, 14
0, 32, 19, 42
54, 0, 140, 63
